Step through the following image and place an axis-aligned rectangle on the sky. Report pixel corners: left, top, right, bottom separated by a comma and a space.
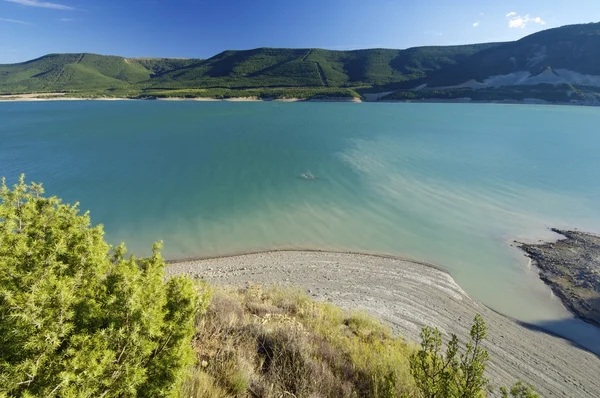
0, 0, 599, 63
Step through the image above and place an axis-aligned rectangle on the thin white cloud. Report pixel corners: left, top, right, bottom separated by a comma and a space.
5, 0, 75, 11
531, 16, 545, 25
0, 16, 31, 24
509, 17, 526, 28
473, 21, 480, 27
506, 13, 546, 29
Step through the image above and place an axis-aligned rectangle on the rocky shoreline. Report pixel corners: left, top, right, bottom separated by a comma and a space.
519, 229, 600, 328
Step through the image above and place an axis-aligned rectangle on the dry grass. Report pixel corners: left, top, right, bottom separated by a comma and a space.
181, 284, 420, 398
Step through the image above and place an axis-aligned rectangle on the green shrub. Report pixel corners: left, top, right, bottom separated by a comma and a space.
0, 176, 201, 397
500, 381, 540, 398
410, 314, 539, 398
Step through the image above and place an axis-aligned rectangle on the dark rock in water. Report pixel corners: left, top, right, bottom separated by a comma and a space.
519, 229, 600, 328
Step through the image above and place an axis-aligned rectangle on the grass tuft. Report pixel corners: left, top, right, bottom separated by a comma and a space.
184, 284, 419, 397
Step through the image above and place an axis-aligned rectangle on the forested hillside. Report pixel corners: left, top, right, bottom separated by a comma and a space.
0, 53, 198, 93
1, 22, 599, 102
146, 44, 498, 89
0, 44, 496, 94
414, 22, 600, 88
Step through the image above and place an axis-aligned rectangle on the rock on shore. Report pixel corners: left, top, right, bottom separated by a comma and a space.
519, 229, 600, 327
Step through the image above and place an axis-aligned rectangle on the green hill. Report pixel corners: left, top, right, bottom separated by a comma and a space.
1, 22, 599, 102
0, 53, 199, 94
418, 22, 600, 88
0, 45, 498, 94
304, 45, 500, 87
147, 44, 499, 90
381, 22, 600, 103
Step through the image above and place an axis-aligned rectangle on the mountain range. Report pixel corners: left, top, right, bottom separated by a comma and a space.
1, 22, 599, 103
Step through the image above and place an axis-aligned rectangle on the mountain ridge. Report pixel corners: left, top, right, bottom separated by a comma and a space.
1, 22, 599, 103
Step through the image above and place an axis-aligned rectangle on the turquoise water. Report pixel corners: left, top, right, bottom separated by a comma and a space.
2, 101, 600, 350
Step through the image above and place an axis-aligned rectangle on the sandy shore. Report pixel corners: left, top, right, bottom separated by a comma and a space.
0, 92, 67, 99
167, 250, 600, 397
0, 94, 361, 103
1, 94, 596, 106
155, 96, 362, 103
2, 94, 598, 109
0, 94, 130, 102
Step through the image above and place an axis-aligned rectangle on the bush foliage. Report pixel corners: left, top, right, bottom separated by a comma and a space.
0, 176, 200, 397
410, 314, 538, 398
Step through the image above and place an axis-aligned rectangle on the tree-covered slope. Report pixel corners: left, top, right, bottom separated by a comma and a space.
0, 45, 500, 94
148, 44, 500, 89
0, 53, 199, 93
148, 48, 324, 89
421, 22, 600, 88
304, 44, 500, 87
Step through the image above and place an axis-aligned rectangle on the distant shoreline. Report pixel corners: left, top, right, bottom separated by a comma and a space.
1, 94, 599, 107
0, 95, 362, 103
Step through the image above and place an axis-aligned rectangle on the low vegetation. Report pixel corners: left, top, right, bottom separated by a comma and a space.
183, 284, 417, 397
183, 286, 539, 398
1, 177, 539, 397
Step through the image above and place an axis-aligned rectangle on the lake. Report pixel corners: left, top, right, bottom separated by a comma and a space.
2, 100, 600, 350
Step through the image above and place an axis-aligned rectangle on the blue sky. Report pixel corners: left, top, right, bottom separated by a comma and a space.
0, 0, 599, 63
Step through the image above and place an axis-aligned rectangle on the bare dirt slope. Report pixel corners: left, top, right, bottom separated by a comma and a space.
167, 251, 600, 397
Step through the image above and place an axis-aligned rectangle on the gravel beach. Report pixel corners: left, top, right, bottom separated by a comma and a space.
166, 250, 600, 397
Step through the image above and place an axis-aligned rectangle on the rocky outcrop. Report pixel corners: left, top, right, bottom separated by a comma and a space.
519, 229, 600, 327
